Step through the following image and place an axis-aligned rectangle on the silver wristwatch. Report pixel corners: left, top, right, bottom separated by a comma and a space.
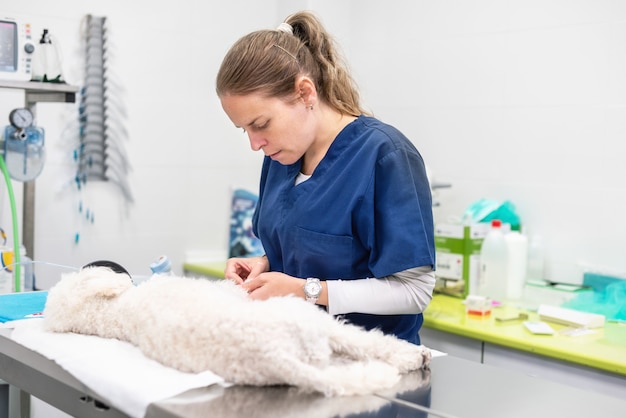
303, 278, 322, 303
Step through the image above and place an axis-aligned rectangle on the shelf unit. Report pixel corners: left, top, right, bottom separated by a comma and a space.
0, 80, 78, 259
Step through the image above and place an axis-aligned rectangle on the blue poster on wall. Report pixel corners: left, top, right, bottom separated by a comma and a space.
229, 189, 264, 258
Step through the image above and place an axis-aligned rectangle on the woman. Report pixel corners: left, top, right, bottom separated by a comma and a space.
217, 11, 435, 344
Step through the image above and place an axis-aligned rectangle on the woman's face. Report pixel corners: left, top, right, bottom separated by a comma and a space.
220, 92, 314, 166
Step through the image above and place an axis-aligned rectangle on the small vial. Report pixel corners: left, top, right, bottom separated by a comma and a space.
150, 255, 172, 275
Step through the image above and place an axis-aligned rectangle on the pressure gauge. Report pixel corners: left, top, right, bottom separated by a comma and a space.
9, 108, 34, 129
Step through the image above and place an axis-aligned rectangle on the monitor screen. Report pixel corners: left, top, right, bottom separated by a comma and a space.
0, 20, 17, 72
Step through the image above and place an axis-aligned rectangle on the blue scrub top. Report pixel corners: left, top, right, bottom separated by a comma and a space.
253, 115, 435, 344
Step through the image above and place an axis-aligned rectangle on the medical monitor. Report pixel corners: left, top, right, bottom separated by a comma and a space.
0, 16, 35, 81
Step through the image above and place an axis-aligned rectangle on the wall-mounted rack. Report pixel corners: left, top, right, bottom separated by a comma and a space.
0, 80, 79, 259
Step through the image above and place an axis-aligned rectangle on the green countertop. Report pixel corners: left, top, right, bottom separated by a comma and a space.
183, 260, 228, 278
424, 294, 626, 376
183, 261, 626, 377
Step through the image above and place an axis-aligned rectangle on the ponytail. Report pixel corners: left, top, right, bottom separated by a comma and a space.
216, 11, 367, 117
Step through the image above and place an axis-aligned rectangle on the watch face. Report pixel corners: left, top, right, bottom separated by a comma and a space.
9, 108, 34, 129
304, 279, 321, 297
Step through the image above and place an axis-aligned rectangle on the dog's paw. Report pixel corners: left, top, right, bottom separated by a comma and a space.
420, 345, 432, 367
390, 344, 432, 373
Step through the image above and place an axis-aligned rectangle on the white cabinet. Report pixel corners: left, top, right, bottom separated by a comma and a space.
420, 327, 483, 363
422, 325, 626, 401
483, 343, 626, 400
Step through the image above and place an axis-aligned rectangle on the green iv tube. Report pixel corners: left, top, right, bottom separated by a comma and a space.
0, 154, 22, 292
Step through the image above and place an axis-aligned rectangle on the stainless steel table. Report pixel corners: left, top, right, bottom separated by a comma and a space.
2, 327, 625, 418
0, 328, 438, 418
0, 329, 127, 417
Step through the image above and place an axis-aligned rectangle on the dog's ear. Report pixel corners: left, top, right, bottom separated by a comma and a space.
78, 266, 133, 299
82, 260, 131, 277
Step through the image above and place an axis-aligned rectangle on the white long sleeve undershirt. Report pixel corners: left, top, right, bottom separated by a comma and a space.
326, 266, 435, 315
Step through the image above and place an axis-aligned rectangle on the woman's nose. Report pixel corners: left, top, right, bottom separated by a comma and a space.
248, 133, 266, 152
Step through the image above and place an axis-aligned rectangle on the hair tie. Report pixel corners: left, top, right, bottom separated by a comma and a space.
276, 22, 293, 34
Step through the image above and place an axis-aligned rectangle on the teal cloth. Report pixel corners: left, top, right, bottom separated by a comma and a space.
563, 281, 626, 322
0, 291, 48, 322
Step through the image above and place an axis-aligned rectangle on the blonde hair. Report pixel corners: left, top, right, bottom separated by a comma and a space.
216, 11, 366, 117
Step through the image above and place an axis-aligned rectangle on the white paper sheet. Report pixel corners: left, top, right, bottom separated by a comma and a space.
8, 319, 225, 418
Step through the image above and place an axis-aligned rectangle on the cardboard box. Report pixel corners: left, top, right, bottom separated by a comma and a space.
434, 223, 489, 298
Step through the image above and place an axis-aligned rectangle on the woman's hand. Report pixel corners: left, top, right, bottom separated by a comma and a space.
224, 255, 269, 284
241, 272, 305, 301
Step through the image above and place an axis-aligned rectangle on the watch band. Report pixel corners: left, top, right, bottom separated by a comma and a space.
303, 278, 322, 303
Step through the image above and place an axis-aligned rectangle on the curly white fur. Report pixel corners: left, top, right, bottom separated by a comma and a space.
43, 267, 431, 396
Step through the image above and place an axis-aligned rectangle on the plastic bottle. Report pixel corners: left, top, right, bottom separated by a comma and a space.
478, 219, 508, 301
526, 235, 545, 282
505, 231, 528, 300
23, 255, 34, 291
31, 29, 64, 82
150, 255, 172, 275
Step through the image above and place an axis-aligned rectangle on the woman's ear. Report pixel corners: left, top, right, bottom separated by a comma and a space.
296, 76, 317, 107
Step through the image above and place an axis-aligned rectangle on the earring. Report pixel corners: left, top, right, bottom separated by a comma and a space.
308, 103, 314, 110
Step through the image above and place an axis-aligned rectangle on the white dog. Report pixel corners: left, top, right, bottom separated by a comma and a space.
43, 266, 431, 396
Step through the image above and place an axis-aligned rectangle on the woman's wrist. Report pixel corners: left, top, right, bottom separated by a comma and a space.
299, 277, 328, 306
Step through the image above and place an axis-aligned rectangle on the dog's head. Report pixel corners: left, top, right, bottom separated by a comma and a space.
43, 265, 134, 335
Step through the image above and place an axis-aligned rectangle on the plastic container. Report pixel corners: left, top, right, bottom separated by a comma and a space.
505, 231, 528, 300
23, 255, 34, 291
478, 219, 508, 301
3, 125, 46, 182
465, 294, 492, 316
526, 235, 545, 282
150, 255, 172, 275
31, 29, 64, 82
